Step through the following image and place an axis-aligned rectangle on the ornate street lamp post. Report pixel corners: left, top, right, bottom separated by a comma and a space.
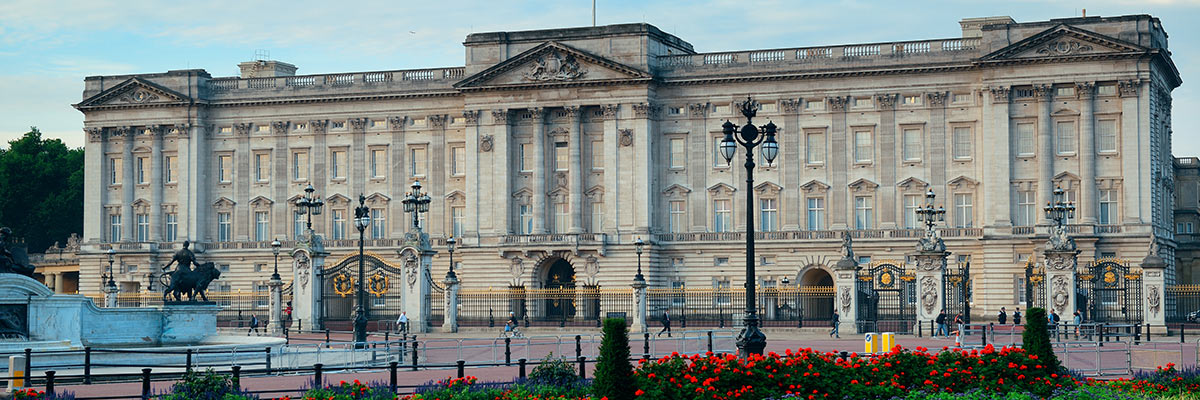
401, 181, 432, 230
270, 239, 282, 280
1044, 187, 1076, 228
916, 189, 946, 235
105, 248, 117, 290
352, 194, 372, 346
295, 183, 325, 232
634, 237, 645, 282
446, 236, 457, 280
719, 97, 778, 357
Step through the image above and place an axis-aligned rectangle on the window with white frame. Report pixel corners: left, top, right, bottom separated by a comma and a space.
451, 206, 464, 238
554, 142, 568, 171
292, 150, 309, 181
519, 204, 533, 234
1016, 190, 1036, 226
713, 137, 726, 167
952, 126, 972, 159
254, 153, 269, 182
805, 99, 824, 111
136, 213, 149, 242
902, 128, 922, 162
669, 138, 686, 168
331, 150, 347, 179
854, 196, 873, 229
589, 200, 604, 233
954, 193, 973, 228
110, 213, 121, 241
217, 212, 231, 242
854, 97, 873, 108
854, 130, 873, 163
1097, 84, 1117, 96
1099, 189, 1118, 225
806, 197, 825, 230
714, 277, 731, 306
136, 157, 148, 184
451, 146, 466, 176
409, 147, 427, 177
903, 194, 920, 229
293, 212, 305, 239
164, 155, 177, 183
331, 209, 345, 240
953, 93, 972, 104
109, 157, 122, 185
1055, 120, 1076, 155
669, 200, 685, 233
254, 211, 269, 241
806, 131, 825, 164
1016, 123, 1035, 156
370, 148, 386, 178
591, 140, 604, 170
760, 198, 778, 232
714, 199, 732, 232
1097, 119, 1118, 153
520, 143, 533, 172
553, 200, 569, 233
371, 208, 386, 239
165, 213, 177, 241
255, 282, 269, 308
903, 95, 921, 106
217, 154, 232, 183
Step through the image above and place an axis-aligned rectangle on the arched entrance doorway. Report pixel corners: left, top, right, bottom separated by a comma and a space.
797, 266, 834, 327
800, 268, 834, 286
542, 258, 576, 321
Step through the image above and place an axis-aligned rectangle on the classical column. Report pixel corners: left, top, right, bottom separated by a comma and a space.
780, 99, 802, 231
45, 273, 56, 293
913, 250, 949, 331
1077, 82, 1098, 224
531, 108, 548, 234
566, 106, 584, 234
463, 110, 481, 238
603, 105, 621, 233
828, 97, 849, 229
443, 271, 459, 333
388, 116, 407, 237
1035, 85, 1054, 225
983, 87, 1012, 227
83, 127, 105, 242
1142, 242, 1167, 332
489, 109, 512, 234
53, 273, 64, 294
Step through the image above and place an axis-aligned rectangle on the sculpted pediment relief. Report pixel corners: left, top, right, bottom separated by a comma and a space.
75, 77, 192, 109
980, 25, 1147, 62
455, 42, 651, 89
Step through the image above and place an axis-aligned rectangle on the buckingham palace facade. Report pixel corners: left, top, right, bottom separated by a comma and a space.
75, 14, 1180, 318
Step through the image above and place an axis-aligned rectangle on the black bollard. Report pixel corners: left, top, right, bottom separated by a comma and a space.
186, 348, 193, 374
983, 323, 991, 347
44, 371, 54, 395
1135, 324, 1142, 344
505, 338, 512, 366
313, 363, 323, 388
643, 333, 650, 361
919, 321, 923, 338
575, 335, 582, 359
1182, 324, 1187, 344
518, 358, 527, 379
24, 348, 30, 379
707, 331, 714, 353
389, 361, 398, 393
231, 366, 241, 388
412, 341, 419, 371
578, 356, 586, 379
141, 368, 152, 400
457, 360, 465, 378
83, 347, 92, 385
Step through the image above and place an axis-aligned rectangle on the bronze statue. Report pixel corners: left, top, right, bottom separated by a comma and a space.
161, 241, 221, 301
0, 227, 36, 277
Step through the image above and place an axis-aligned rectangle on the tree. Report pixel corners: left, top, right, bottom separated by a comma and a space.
592, 317, 634, 400
0, 128, 84, 252
1021, 307, 1061, 372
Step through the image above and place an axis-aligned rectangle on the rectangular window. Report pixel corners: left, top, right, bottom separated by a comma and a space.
164, 155, 177, 183
136, 213, 149, 242
553, 201, 569, 233
760, 198, 778, 232
1063, 189, 1078, 224
854, 130, 873, 163
590, 201, 604, 233
136, 157, 147, 184
519, 205, 533, 235
254, 153, 269, 182
955, 194, 974, 228
554, 142, 568, 171
331, 150, 346, 179
520, 143, 533, 172
410, 147, 426, 177
292, 151, 309, 181
713, 137, 726, 167
805, 100, 824, 111
903, 194, 920, 229
1056, 121, 1076, 154
451, 146, 466, 176
217, 155, 232, 183
1056, 87, 1075, 97
854, 196, 874, 229
331, 209, 345, 240
903, 95, 921, 105
669, 138, 686, 168
806, 132, 825, 164
1097, 84, 1117, 96
110, 157, 122, 185
370, 148, 386, 178
1017, 123, 1035, 156
1016, 190, 1036, 226
714, 199, 732, 232
669, 200, 685, 233
1099, 189, 1118, 225
714, 277, 731, 306
451, 206, 464, 238
371, 208, 386, 239
1097, 119, 1118, 153
255, 211, 269, 241
953, 93, 972, 104
952, 127, 972, 159
854, 97, 873, 108
254, 264, 264, 273
255, 283, 269, 308
165, 213, 177, 242
591, 140, 604, 170
293, 212, 305, 239
902, 128, 922, 162
217, 212, 231, 242
806, 197, 825, 230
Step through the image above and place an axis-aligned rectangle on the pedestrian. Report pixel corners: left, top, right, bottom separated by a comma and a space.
953, 313, 964, 346
657, 310, 672, 337
830, 310, 840, 338
998, 307, 1008, 325
1072, 311, 1082, 338
284, 302, 293, 322
1013, 307, 1022, 325
396, 311, 409, 334
247, 314, 262, 336
1051, 310, 1061, 325
936, 310, 947, 337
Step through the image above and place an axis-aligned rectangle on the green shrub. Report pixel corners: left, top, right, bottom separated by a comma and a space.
157, 369, 255, 400
529, 352, 578, 386
592, 317, 634, 400
1021, 307, 1060, 372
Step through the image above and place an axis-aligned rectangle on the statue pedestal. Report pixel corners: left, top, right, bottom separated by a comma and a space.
1043, 249, 1080, 317
267, 276, 284, 335
632, 278, 648, 333
833, 257, 858, 335
442, 273, 459, 333
1143, 247, 1167, 330
102, 283, 119, 308
913, 251, 949, 330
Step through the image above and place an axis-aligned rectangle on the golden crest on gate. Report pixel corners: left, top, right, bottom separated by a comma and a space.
367, 272, 389, 296
880, 271, 894, 287
333, 273, 354, 297
1103, 271, 1117, 284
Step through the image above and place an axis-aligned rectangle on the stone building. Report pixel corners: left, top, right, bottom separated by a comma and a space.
1175, 157, 1200, 284
75, 14, 1179, 320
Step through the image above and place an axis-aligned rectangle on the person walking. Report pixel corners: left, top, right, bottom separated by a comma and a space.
1072, 311, 1083, 338
829, 310, 840, 338
1013, 307, 1022, 325
657, 310, 672, 338
396, 311, 409, 334
953, 313, 964, 346
247, 314, 262, 336
936, 310, 947, 337
998, 307, 1008, 325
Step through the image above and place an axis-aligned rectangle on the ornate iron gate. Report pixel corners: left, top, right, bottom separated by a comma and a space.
943, 261, 971, 324
1077, 259, 1143, 323
321, 252, 405, 326
856, 261, 915, 333
1024, 258, 1047, 310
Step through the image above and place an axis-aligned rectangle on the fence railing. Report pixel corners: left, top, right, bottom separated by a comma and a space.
458, 287, 634, 328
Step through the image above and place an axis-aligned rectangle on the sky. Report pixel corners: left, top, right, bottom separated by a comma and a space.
1, 0, 1198, 154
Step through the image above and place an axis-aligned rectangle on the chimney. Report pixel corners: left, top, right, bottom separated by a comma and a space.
959, 16, 1016, 38
237, 60, 297, 78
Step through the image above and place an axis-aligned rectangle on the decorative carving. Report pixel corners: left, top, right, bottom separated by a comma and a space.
632, 103, 659, 118
1036, 40, 1094, 56
404, 251, 419, 289
479, 135, 494, 152
388, 116, 405, 131
428, 115, 447, 129
585, 256, 599, 278
917, 229, 946, 253
294, 251, 311, 290
915, 255, 945, 272
875, 94, 896, 109
349, 117, 368, 131
780, 99, 801, 114
990, 87, 1011, 103
172, 124, 190, 137
462, 110, 479, 125
1033, 84, 1054, 100
1046, 224, 1077, 252
618, 129, 634, 147
925, 92, 947, 106
529, 107, 545, 122
310, 120, 329, 134
1147, 285, 1161, 316
839, 287, 852, 313
547, 127, 569, 138
233, 123, 252, 136
827, 96, 848, 111
1051, 275, 1070, 312
491, 109, 509, 124
601, 104, 618, 119
523, 49, 587, 81
1075, 82, 1095, 99
839, 231, 855, 260
510, 258, 524, 279
1044, 252, 1076, 271
1119, 80, 1140, 97
86, 127, 103, 142
271, 121, 288, 135
555, 171, 568, 188
111, 126, 131, 138
921, 276, 938, 314
119, 89, 160, 104
688, 103, 708, 117
563, 105, 581, 120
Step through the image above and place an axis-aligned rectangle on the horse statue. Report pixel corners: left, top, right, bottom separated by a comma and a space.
162, 262, 222, 302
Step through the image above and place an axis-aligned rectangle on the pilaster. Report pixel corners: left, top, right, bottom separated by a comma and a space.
150, 126, 164, 241
463, 110, 481, 239
828, 97, 848, 229
566, 106, 584, 233
120, 127, 134, 241
983, 87, 1012, 227
780, 100, 802, 231
389, 116, 408, 237
83, 127, 104, 242
489, 109, 512, 234
1077, 82, 1098, 224
531, 108, 547, 234
1036, 84, 1054, 225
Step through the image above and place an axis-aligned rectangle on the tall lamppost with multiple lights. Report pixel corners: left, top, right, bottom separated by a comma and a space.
295, 183, 325, 234
1044, 187, 1076, 229
718, 97, 778, 356
916, 189, 946, 238
104, 248, 118, 308
352, 194, 372, 345
402, 181, 432, 230
268, 239, 283, 334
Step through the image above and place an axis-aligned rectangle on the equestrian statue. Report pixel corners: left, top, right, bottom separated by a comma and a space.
161, 240, 222, 302
0, 227, 37, 277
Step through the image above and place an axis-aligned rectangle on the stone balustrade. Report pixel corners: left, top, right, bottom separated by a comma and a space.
204, 67, 466, 95
656, 37, 981, 72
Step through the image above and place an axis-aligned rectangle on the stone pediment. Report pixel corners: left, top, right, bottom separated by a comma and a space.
455, 42, 652, 89
75, 78, 192, 109
979, 25, 1147, 62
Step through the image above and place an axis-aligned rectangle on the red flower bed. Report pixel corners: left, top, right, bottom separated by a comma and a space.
633, 345, 1077, 400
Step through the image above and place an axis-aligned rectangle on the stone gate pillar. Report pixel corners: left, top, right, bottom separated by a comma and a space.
443, 271, 460, 333
267, 273, 283, 335
834, 256, 858, 335
292, 233, 327, 332
1043, 249, 1080, 317
400, 230, 435, 334
103, 282, 119, 308
632, 276, 648, 333
913, 250, 949, 330
1142, 242, 1167, 331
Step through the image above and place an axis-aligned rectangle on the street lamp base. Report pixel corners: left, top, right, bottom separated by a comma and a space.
735, 315, 767, 357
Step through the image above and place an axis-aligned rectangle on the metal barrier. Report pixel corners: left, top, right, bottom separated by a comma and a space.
1052, 341, 1133, 376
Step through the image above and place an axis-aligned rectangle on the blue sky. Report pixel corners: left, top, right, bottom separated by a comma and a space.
1, 0, 1197, 154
